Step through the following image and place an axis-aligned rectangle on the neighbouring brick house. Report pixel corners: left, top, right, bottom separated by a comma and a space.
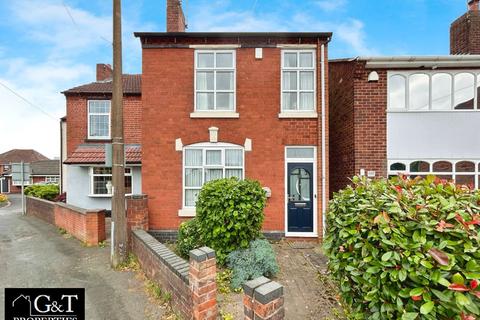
329, 0, 480, 195
61, 64, 142, 211
0, 149, 49, 193
134, 0, 331, 239
30, 160, 60, 185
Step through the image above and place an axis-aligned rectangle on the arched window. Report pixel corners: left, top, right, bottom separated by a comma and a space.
390, 162, 406, 171
454, 73, 475, 110
433, 161, 452, 172
409, 74, 429, 110
456, 161, 475, 172
410, 161, 430, 173
432, 73, 452, 110
183, 142, 244, 208
389, 75, 406, 109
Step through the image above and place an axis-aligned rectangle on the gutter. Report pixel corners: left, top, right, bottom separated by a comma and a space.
357, 55, 480, 69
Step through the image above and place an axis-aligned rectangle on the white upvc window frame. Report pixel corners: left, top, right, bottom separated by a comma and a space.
89, 166, 132, 197
87, 100, 111, 140
182, 143, 244, 211
387, 70, 480, 112
280, 49, 317, 113
45, 176, 60, 184
388, 159, 480, 189
194, 50, 237, 112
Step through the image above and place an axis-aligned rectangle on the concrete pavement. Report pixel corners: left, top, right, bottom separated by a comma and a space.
0, 194, 165, 319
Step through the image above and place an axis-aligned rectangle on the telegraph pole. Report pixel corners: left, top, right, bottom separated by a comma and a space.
111, 0, 127, 267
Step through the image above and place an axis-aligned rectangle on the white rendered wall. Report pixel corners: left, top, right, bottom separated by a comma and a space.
65, 165, 142, 210
387, 111, 480, 160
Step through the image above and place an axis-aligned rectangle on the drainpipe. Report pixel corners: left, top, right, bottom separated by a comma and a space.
320, 43, 327, 237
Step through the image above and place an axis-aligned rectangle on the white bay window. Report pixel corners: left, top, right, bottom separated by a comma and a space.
195, 50, 236, 111
183, 144, 244, 207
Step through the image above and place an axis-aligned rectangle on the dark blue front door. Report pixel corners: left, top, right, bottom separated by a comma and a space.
287, 163, 314, 233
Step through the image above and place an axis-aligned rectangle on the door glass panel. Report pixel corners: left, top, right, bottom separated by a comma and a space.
289, 168, 311, 201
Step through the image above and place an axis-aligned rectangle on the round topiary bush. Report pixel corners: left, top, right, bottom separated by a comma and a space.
196, 178, 267, 265
324, 175, 480, 320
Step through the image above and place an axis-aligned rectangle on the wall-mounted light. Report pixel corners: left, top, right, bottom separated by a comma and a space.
368, 71, 379, 82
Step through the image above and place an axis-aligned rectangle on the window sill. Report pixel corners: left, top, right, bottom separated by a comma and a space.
190, 111, 239, 119
178, 208, 196, 217
85, 138, 112, 142
278, 112, 318, 119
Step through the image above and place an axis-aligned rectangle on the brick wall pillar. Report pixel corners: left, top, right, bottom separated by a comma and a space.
189, 247, 218, 320
126, 195, 149, 247
243, 276, 284, 320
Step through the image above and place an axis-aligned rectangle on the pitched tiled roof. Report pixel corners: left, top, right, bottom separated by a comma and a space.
62, 74, 141, 95
0, 149, 49, 164
64, 144, 141, 164
31, 160, 60, 176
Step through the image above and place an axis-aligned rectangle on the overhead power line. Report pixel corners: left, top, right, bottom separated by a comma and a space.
0, 81, 57, 121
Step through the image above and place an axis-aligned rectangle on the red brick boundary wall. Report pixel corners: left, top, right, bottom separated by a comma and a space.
126, 194, 149, 248
26, 196, 106, 246
243, 276, 285, 320
131, 230, 218, 320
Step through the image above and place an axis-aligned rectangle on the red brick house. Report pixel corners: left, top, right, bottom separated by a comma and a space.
0, 149, 49, 193
135, 0, 331, 239
30, 160, 60, 185
61, 64, 142, 211
329, 0, 480, 195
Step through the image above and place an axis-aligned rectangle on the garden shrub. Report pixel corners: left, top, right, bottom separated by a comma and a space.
227, 239, 279, 289
324, 175, 480, 320
177, 218, 204, 258
196, 178, 267, 265
24, 184, 60, 201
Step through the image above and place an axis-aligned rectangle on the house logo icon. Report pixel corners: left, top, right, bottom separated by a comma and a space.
5, 288, 85, 320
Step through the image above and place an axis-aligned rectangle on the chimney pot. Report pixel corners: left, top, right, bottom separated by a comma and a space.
166, 0, 186, 32
468, 0, 479, 11
96, 64, 113, 81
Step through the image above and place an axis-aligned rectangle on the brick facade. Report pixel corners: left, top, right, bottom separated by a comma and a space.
329, 60, 387, 195
139, 35, 330, 237
243, 276, 285, 320
65, 94, 142, 158
450, 9, 480, 55
26, 196, 106, 245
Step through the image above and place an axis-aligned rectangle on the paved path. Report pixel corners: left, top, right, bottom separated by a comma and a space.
0, 194, 165, 320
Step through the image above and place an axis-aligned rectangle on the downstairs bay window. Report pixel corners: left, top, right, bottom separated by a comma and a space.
90, 167, 132, 196
183, 144, 244, 208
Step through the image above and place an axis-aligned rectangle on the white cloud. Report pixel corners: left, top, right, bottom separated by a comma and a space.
188, 2, 377, 56
315, 0, 348, 11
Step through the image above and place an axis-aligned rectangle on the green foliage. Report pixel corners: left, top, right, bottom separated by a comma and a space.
195, 178, 267, 265
324, 175, 480, 320
227, 239, 279, 289
176, 218, 204, 258
24, 184, 59, 201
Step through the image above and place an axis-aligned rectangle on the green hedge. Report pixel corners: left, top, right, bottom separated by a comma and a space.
177, 178, 267, 265
324, 176, 480, 320
24, 184, 60, 201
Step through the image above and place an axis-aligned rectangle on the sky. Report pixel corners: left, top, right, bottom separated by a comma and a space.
0, 0, 470, 159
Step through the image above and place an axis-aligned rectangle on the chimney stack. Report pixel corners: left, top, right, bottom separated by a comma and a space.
166, 0, 186, 32
96, 63, 113, 81
450, 0, 480, 54
468, 0, 479, 11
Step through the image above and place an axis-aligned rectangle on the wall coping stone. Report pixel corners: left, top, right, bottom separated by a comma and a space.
254, 281, 284, 305
190, 248, 208, 262
56, 201, 105, 215
26, 196, 56, 206
133, 229, 189, 283
243, 276, 271, 297
126, 194, 148, 200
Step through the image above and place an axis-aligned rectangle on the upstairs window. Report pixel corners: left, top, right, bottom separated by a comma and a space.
195, 50, 236, 111
388, 71, 479, 111
281, 50, 316, 112
88, 100, 111, 139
